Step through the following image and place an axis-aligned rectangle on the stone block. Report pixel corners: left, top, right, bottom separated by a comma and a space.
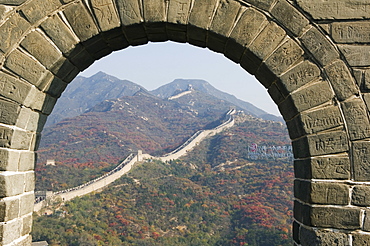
287, 105, 344, 139
168, 0, 192, 25
17, 235, 32, 246
352, 185, 370, 207
5, 49, 46, 88
352, 141, 370, 181
270, 0, 309, 37
332, 21, 370, 43
145, 22, 167, 42
294, 200, 311, 225
0, 149, 19, 172
63, 1, 99, 42
300, 26, 339, 66
123, 24, 148, 46
20, 0, 61, 24
278, 60, 321, 96
296, 0, 370, 20
16, 107, 45, 132
0, 98, 20, 126
0, 172, 25, 197
248, 21, 286, 68
0, 217, 22, 245
23, 86, 46, 112
143, 0, 166, 23
0, 126, 13, 148
0, 0, 26, 4
279, 80, 334, 121
39, 72, 68, 98
292, 130, 349, 158
0, 197, 19, 222
225, 7, 267, 63
90, 0, 120, 32
24, 172, 34, 193
41, 14, 79, 55
21, 30, 62, 70
0, 71, 32, 105
41, 94, 57, 115
18, 151, 35, 172
188, 0, 217, 30
293, 221, 300, 244
50, 58, 79, 83
21, 214, 32, 236
299, 227, 349, 246
295, 180, 349, 205
187, 25, 207, 48
341, 98, 370, 140
67, 45, 95, 71
82, 34, 112, 60
339, 45, 370, 67
294, 156, 350, 180
207, 1, 241, 53
353, 234, 370, 246
364, 210, 370, 232
310, 206, 361, 230
267, 82, 285, 105
0, 13, 30, 53
243, 0, 276, 11
167, 24, 187, 43
258, 38, 304, 77
11, 129, 34, 150
103, 27, 130, 50
115, 0, 143, 26
19, 192, 34, 216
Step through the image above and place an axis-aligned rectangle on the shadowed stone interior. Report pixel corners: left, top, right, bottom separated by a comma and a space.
0, 0, 369, 245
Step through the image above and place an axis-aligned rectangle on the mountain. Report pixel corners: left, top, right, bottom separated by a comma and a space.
150, 79, 282, 121
45, 72, 144, 127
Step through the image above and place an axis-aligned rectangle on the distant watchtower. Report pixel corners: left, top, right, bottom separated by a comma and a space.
137, 150, 143, 162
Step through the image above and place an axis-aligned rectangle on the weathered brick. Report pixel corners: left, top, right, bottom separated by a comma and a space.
0, 98, 21, 126
310, 206, 361, 230
19, 192, 33, 216
21, 214, 32, 236
82, 34, 112, 60
341, 98, 370, 140
267, 82, 285, 105
20, 0, 61, 24
299, 227, 349, 246
16, 107, 46, 132
18, 151, 35, 172
90, 0, 120, 31
188, 0, 218, 47
5, 49, 46, 88
0, 149, 19, 172
0, 72, 32, 105
225, 7, 267, 63
278, 60, 321, 96
296, 0, 370, 20
115, 0, 143, 26
143, 0, 166, 23
41, 14, 79, 55
332, 21, 370, 43
24, 172, 34, 193
295, 180, 349, 205
243, 0, 276, 11
66, 45, 95, 71
352, 185, 370, 207
168, 0, 192, 25
279, 80, 334, 121
352, 141, 370, 182
0, 13, 30, 53
294, 156, 350, 180
208, 0, 241, 53
300, 26, 339, 66
63, 1, 99, 42
293, 221, 300, 244
0, 217, 22, 245
0, 173, 24, 197
270, 0, 309, 37
353, 234, 370, 246
38, 72, 68, 98
21, 30, 62, 69
258, 38, 304, 80
292, 131, 348, 158
287, 106, 344, 139
339, 44, 370, 67
11, 129, 34, 150
0, 126, 13, 148
0, 197, 19, 222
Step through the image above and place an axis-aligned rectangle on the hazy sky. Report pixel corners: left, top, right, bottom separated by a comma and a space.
80, 41, 280, 116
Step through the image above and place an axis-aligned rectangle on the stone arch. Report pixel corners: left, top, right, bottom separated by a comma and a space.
0, 0, 368, 245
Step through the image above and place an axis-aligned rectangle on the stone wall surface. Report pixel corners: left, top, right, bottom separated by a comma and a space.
0, 0, 368, 245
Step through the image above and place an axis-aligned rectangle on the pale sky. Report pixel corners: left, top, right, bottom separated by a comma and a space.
80, 41, 281, 116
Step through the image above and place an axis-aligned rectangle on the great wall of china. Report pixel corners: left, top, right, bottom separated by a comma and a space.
34, 109, 236, 212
